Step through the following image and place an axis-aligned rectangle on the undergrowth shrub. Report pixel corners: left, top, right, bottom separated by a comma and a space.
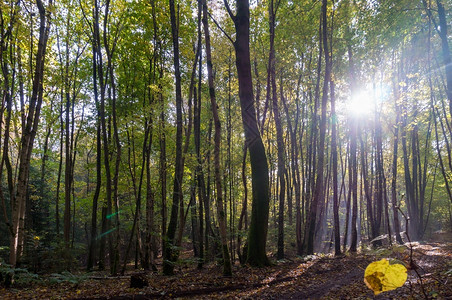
48, 271, 88, 285
0, 258, 42, 288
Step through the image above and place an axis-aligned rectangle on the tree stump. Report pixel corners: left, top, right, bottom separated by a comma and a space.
130, 273, 148, 288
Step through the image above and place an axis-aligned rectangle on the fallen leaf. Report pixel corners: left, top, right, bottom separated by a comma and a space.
364, 258, 407, 295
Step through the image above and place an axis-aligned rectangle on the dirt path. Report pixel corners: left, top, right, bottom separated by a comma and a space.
198, 243, 452, 299
281, 264, 364, 299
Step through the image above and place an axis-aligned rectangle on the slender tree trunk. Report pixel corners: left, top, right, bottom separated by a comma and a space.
331, 79, 341, 256
0, 1, 20, 239
237, 144, 248, 263
55, 100, 64, 237
121, 125, 146, 274
347, 43, 359, 252
92, 0, 116, 272
104, 10, 122, 274
64, 27, 72, 247
302, 18, 321, 256
205, 119, 213, 261
175, 24, 198, 249
349, 135, 358, 253
401, 101, 417, 238
88, 121, 101, 270
145, 116, 156, 270
191, 1, 203, 269
391, 82, 403, 244
360, 129, 376, 241
9, 0, 52, 266
431, 0, 452, 117
281, 74, 302, 256
426, 16, 452, 208
225, 0, 271, 266
0, 2, 17, 240
163, 0, 184, 275
374, 93, 384, 246
159, 85, 167, 255
305, 0, 329, 255
194, 31, 207, 268
87, 32, 103, 268
40, 121, 52, 227
266, 0, 285, 260
203, 0, 232, 275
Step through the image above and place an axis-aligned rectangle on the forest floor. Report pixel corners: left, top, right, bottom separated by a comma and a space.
1, 236, 451, 299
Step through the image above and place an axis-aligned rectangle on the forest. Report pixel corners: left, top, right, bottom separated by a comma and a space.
0, 0, 452, 298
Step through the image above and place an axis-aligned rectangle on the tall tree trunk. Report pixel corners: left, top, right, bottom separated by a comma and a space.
237, 144, 248, 263
0, 1, 18, 242
203, 0, 232, 275
205, 118, 213, 261
175, 24, 198, 249
88, 120, 102, 270
63, 20, 73, 247
391, 78, 403, 244
426, 14, 452, 209
92, 0, 115, 272
400, 90, 418, 239
191, 1, 203, 269
347, 43, 358, 253
10, 0, 52, 266
267, 0, 286, 260
423, 0, 452, 117
163, 0, 184, 275
360, 130, 376, 241
225, 0, 271, 266
194, 25, 207, 268
40, 121, 52, 228
282, 74, 302, 256
305, 0, 329, 255
87, 27, 103, 267
55, 100, 64, 237
121, 125, 146, 274
331, 79, 341, 256
103, 2, 122, 273
374, 92, 384, 245
435, 0, 452, 120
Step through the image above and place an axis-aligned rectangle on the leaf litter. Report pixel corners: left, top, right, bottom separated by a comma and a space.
0, 242, 451, 299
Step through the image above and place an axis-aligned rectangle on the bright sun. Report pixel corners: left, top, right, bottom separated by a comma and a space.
347, 90, 375, 117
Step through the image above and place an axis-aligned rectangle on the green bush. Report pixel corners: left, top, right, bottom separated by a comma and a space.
0, 259, 42, 288
48, 271, 88, 285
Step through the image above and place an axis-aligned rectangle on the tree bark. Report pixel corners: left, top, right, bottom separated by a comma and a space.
163, 0, 184, 275
203, 0, 232, 275
267, 0, 286, 260
225, 0, 271, 266
331, 79, 341, 256
391, 80, 403, 244
87, 34, 103, 269
63, 13, 73, 247
430, 0, 452, 117
305, 0, 329, 255
347, 44, 358, 253
9, 0, 52, 266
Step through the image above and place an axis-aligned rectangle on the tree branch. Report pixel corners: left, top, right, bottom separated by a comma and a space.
422, 0, 440, 36
208, 10, 234, 45
223, 0, 235, 21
